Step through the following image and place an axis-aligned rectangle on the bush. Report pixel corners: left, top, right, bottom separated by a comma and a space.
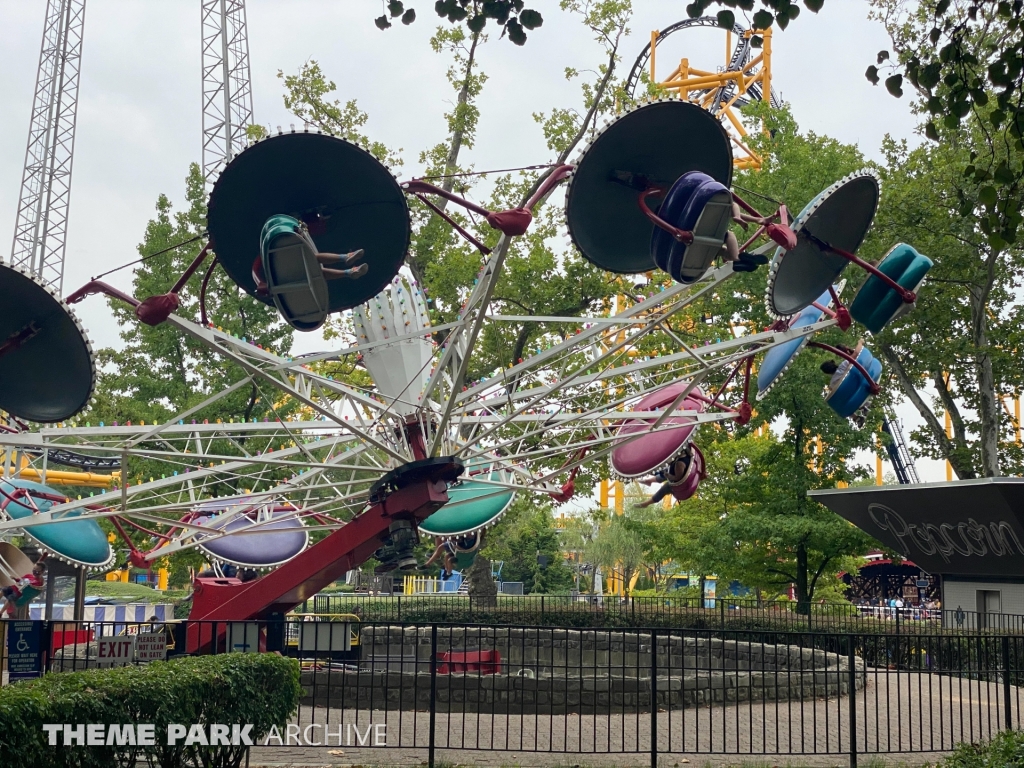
0, 653, 301, 768
940, 729, 1024, 767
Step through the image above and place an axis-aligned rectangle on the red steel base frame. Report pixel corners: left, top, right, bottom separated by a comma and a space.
186, 476, 451, 652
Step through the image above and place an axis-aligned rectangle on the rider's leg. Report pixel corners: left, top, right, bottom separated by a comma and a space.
322, 263, 369, 280
316, 249, 365, 266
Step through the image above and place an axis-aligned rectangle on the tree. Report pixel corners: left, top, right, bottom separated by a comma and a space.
483, 499, 575, 593
872, 132, 1024, 478
585, 509, 648, 596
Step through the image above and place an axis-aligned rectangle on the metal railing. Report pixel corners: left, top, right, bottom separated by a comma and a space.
4, 617, 1024, 766
310, 594, 1024, 634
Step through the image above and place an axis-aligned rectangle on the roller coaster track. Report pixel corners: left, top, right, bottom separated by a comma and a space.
625, 17, 781, 111
882, 410, 919, 485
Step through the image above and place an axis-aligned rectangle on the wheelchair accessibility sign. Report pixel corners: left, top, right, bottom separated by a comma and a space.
7, 621, 43, 680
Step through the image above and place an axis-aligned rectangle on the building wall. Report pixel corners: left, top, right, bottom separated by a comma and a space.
942, 577, 1024, 629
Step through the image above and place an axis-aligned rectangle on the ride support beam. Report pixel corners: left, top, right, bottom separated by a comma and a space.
186, 473, 452, 652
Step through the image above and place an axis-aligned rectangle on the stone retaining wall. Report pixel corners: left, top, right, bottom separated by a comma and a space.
300, 626, 866, 713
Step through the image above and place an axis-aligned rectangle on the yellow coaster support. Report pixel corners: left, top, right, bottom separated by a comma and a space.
647, 25, 773, 171
1, 452, 119, 489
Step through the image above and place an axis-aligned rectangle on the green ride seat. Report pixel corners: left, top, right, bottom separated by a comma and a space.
259, 214, 331, 331
12, 585, 41, 608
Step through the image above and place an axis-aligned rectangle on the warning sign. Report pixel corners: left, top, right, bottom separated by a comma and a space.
135, 632, 167, 663
96, 636, 136, 667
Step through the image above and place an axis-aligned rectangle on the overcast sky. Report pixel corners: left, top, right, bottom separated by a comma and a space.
0, 1, 947, 481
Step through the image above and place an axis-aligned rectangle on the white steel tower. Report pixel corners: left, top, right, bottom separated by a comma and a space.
9, 0, 87, 291
201, 0, 254, 186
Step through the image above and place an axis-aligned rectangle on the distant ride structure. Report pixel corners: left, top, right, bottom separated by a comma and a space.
626, 17, 779, 171
8, 0, 86, 291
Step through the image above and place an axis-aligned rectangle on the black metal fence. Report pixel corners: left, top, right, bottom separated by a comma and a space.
310, 593, 1024, 634
4, 617, 1024, 766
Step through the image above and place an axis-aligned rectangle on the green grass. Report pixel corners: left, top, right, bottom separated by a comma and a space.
80, 580, 187, 602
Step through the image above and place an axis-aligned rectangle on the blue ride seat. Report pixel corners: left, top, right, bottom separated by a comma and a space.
756, 288, 833, 399
259, 214, 331, 332
651, 171, 733, 284
825, 345, 883, 419
849, 243, 933, 334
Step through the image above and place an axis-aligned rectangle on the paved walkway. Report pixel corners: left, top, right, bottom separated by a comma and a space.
251, 671, 1020, 767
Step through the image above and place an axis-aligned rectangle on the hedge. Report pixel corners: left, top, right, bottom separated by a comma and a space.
0, 653, 301, 768
940, 729, 1024, 767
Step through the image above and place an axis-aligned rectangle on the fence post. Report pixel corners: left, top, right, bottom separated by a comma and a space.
650, 628, 658, 768
894, 607, 900, 671
429, 623, 438, 768
720, 596, 725, 630
848, 637, 858, 768
397, 595, 402, 623
1003, 635, 1013, 731
541, 595, 545, 618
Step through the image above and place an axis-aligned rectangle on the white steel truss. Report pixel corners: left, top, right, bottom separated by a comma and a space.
201, 0, 254, 186
0, 264, 838, 565
9, 0, 86, 291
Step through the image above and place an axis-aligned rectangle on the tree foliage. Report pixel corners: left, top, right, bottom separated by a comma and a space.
375, 0, 545, 45
872, 130, 1023, 478
484, 499, 576, 593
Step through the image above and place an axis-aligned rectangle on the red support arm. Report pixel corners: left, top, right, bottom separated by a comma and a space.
807, 234, 917, 304
637, 187, 693, 244
65, 245, 213, 327
65, 280, 140, 309
186, 474, 453, 652
523, 164, 574, 210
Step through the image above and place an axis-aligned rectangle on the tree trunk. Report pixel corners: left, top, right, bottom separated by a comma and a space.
879, 344, 977, 479
466, 555, 497, 607
439, 31, 480, 197
794, 543, 810, 615
971, 286, 1001, 476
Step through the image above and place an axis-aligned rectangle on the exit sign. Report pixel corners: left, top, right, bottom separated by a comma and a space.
96, 637, 136, 667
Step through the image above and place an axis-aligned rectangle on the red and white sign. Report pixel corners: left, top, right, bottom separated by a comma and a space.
96, 637, 136, 667
135, 632, 167, 663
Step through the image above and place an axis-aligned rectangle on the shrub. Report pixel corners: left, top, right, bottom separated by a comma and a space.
0, 652, 301, 768
940, 729, 1024, 767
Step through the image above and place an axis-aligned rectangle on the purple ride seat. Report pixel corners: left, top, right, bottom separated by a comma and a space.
651, 171, 733, 284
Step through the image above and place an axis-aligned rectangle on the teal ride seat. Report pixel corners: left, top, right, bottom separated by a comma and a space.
0, 479, 114, 571
824, 346, 883, 419
419, 473, 514, 540
849, 243, 932, 334
452, 533, 482, 569
259, 214, 331, 332
12, 585, 41, 608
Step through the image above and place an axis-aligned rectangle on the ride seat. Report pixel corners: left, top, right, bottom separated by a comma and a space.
849, 243, 933, 334
651, 171, 733, 284
260, 215, 331, 331
825, 345, 883, 419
